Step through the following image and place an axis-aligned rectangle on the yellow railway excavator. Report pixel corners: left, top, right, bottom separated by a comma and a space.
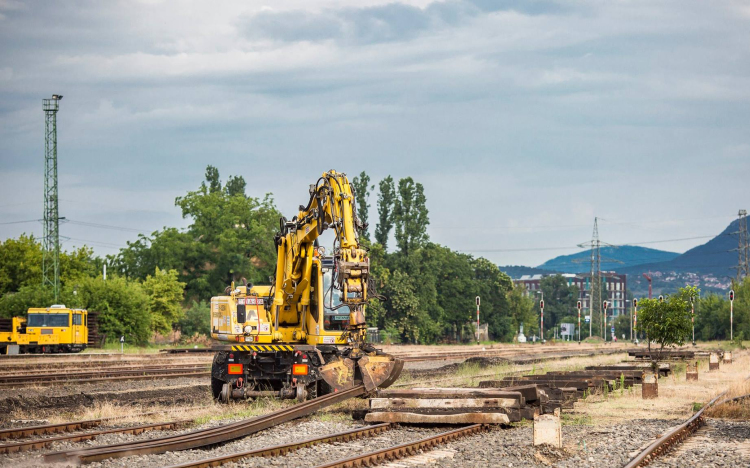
210, 170, 403, 402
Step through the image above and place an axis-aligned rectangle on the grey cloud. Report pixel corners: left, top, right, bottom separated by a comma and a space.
240, 0, 569, 45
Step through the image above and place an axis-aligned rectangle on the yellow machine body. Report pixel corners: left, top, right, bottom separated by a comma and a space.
209, 170, 402, 402
0, 306, 88, 354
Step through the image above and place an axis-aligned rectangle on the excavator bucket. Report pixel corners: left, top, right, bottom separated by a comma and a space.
318, 357, 356, 391
358, 355, 404, 392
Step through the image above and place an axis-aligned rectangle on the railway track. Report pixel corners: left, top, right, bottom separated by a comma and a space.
624, 377, 750, 467
45, 385, 366, 464
310, 424, 485, 468
164, 423, 392, 468
0, 419, 190, 453
0, 366, 210, 387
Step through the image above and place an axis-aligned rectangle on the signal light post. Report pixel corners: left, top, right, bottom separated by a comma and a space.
577, 300, 582, 344
633, 298, 638, 344
475, 296, 480, 343
729, 290, 735, 341
603, 300, 609, 341
540, 299, 545, 343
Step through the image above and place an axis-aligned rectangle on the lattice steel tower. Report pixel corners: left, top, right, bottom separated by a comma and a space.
42, 95, 63, 301
736, 209, 749, 282
578, 218, 603, 338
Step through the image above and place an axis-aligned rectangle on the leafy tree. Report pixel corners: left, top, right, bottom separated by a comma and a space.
383, 270, 437, 344
113, 166, 280, 301
0, 234, 42, 296
205, 165, 222, 193
636, 286, 698, 361
507, 283, 537, 339
375, 176, 395, 249
224, 175, 247, 197
178, 300, 211, 337
393, 177, 429, 256
539, 275, 579, 336
70, 275, 152, 345
0, 284, 56, 318
143, 267, 186, 335
351, 171, 372, 240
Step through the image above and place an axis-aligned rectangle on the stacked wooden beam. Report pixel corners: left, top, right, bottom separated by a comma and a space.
628, 349, 695, 360
364, 387, 539, 424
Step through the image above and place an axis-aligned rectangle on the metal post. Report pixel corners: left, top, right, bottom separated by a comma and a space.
540, 295, 545, 344
475, 296, 480, 343
577, 300, 582, 345
730, 292, 734, 341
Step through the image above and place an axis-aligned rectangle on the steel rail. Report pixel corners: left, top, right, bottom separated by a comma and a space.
0, 365, 208, 381
623, 375, 750, 468
163, 423, 392, 468
0, 420, 190, 454
45, 385, 366, 464
0, 371, 210, 388
310, 424, 486, 468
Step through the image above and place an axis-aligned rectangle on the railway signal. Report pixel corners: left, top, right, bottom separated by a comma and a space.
539, 299, 545, 343
729, 289, 734, 341
475, 296, 480, 343
633, 298, 638, 344
577, 300, 582, 344
603, 300, 609, 341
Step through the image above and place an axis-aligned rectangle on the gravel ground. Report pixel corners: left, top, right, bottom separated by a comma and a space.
80, 419, 446, 468
432, 418, 681, 468
649, 419, 750, 468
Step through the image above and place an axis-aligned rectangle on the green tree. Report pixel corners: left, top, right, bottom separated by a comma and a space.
113, 166, 281, 301
540, 275, 579, 334
143, 267, 186, 335
0, 284, 56, 318
178, 300, 211, 337
351, 171, 373, 240
636, 286, 698, 361
507, 283, 537, 339
0, 234, 42, 296
375, 176, 395, 249
70, 275, 152, 345
393, 177, 429, 256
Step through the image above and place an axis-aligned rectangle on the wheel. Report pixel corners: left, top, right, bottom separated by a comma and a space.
219, 383, 231, 403
211, 377, 224, 401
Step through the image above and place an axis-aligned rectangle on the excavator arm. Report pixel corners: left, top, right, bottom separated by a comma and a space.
268, 170, 400, 391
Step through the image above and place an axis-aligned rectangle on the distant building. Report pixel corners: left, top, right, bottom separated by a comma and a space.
514, 272, 628, 318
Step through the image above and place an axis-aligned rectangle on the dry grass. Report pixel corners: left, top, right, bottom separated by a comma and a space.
572, 351, 750, 425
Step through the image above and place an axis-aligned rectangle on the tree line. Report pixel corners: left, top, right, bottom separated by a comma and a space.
1, 166, 747, 344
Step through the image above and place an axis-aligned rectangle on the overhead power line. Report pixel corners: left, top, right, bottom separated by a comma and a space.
0, 219, 40, 225
64, 219, 146, 233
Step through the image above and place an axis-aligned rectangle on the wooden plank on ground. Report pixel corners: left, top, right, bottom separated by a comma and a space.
365, 411, 511, 425
370, 397, 520, 410
377, 388, 524, 402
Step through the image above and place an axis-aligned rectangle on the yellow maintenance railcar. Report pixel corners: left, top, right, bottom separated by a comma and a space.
0, 305, 89, 354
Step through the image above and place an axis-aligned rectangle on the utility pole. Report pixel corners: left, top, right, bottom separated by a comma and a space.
42, 95, 63, 302
539, 295, 545, 344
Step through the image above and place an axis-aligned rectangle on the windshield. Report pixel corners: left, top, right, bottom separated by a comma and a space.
27, 314, 69, 327
322, 268, 350, 331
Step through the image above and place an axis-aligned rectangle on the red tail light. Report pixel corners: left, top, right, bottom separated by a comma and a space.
228, 363, 243, 375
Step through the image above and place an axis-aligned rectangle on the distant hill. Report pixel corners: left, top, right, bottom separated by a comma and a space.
503, 219, 741, 296
537, 246, 679, 273
499, 265, 558, 279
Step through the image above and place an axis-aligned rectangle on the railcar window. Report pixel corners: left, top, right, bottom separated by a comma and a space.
27, 314, 70, 327
73, 314, 82, 325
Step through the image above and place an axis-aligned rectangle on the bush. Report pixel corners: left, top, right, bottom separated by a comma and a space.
178, 300, 211, 337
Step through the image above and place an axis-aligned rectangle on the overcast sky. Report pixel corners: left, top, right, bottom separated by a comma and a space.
1, 0, 748, 267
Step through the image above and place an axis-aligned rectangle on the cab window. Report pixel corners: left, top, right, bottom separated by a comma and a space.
27, 314, 69, 327
322, 268, 350, 331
